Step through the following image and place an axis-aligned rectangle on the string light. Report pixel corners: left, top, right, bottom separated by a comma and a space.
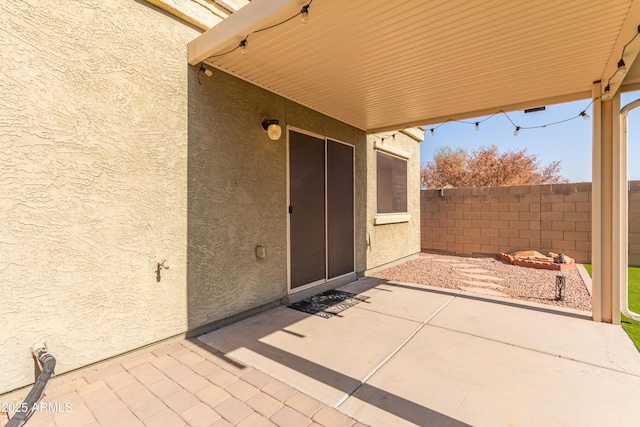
197, 63, 213, 85
373, 130, 405, 144
204, 1, 313, 61
301, 5, 310, 24
603, 24, 640, 98
617, 59, 628, 76
424, 97, 598, 138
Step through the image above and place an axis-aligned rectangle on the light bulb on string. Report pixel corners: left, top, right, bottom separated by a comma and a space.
301, 5, 310, 24
430, 129, 434, 136
475, 122, 479, 131
513, 126, 520, 136
580, 111, 590, 121
240, 39, 248, 55
199, 63, 213, 77
617, 59, 627, 76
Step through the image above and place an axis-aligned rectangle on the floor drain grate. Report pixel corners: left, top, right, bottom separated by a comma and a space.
288, 290, 369, 318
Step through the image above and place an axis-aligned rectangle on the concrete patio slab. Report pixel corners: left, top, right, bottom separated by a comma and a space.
341, 325, 640, 427
339, 277, 459, 323
199, 278, 459, 408
198, 277, 640, 426
16, 276, 638, 427
429, 291, 640, 376
199, 300, 422, 407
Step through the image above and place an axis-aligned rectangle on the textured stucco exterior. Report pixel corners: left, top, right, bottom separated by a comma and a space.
365, 135, 421, 271
187, 68, 368, 328
1, 0, 418, 395
1, 0, 199, 395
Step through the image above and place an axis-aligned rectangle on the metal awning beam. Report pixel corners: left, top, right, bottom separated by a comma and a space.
188, 0, 295, 65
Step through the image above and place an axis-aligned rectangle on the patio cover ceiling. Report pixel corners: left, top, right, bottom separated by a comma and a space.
188, 0, 640, 133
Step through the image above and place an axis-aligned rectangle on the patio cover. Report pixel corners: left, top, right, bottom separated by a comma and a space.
188, 0, 640, 324
188, 0, 640, 133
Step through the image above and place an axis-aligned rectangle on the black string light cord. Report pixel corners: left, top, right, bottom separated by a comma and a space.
375, 130, 405, 143
602, 24, 640, 99
373, 97, 597, 143
424, 97, 599, 139
202, 0, 312, 62
198, 1, 312, 82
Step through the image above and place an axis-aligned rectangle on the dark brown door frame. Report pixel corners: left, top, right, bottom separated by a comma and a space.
287, 127, 355, 293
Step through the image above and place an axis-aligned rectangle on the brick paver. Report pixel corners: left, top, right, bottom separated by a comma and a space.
190, 360, 222, 377
180, 403, 221, 427
143, 407, 186, 427
270, 406, 312, 427
285, 392, 324, 418
245, 393, 283, 419
239, 368, 272, 389
195, 384, 230, 408
224, 380, 259, 402
179, 373, 214, 394
261, 380, 297, 403
214, 398, 253, 425
162, 389, 201, 414
206, 369, 238, 389
236, 412, 276, 427
312, 407, 356, 427
5, 339, 365, 427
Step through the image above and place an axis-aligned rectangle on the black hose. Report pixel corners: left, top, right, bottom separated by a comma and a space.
7, 348, 56, 427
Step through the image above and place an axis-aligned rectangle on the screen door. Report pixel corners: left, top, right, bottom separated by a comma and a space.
288, 130, 354, 290
289, 130, 326, 289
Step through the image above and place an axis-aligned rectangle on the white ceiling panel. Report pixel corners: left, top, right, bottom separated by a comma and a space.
189, 0, 638, 132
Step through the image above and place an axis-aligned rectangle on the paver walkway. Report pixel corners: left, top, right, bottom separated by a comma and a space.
10, 339, 365, 427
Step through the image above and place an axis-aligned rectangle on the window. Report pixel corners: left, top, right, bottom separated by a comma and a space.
376, 150, 407, 214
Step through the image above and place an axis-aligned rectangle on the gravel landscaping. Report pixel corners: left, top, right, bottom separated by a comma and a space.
371, 252, 592, 311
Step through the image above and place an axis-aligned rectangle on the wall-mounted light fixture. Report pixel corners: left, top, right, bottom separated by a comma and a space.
200, 64, 213, 77
262, 119, 282, 140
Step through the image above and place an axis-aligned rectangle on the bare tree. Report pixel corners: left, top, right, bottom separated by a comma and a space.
421, 145, 567, 189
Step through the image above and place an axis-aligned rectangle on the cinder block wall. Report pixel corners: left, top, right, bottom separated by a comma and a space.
421, 181, 640, 265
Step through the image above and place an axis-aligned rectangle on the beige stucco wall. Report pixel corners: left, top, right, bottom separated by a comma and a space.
365, 135, 422, 271
1, 0, 198, 395
188, 69, 368, 329
1, 0, 372, 395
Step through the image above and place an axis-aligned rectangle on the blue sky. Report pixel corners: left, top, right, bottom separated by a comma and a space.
420, 90, 640, 182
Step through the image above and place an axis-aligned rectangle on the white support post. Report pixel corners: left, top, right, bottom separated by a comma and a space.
591, 81, 622, 324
